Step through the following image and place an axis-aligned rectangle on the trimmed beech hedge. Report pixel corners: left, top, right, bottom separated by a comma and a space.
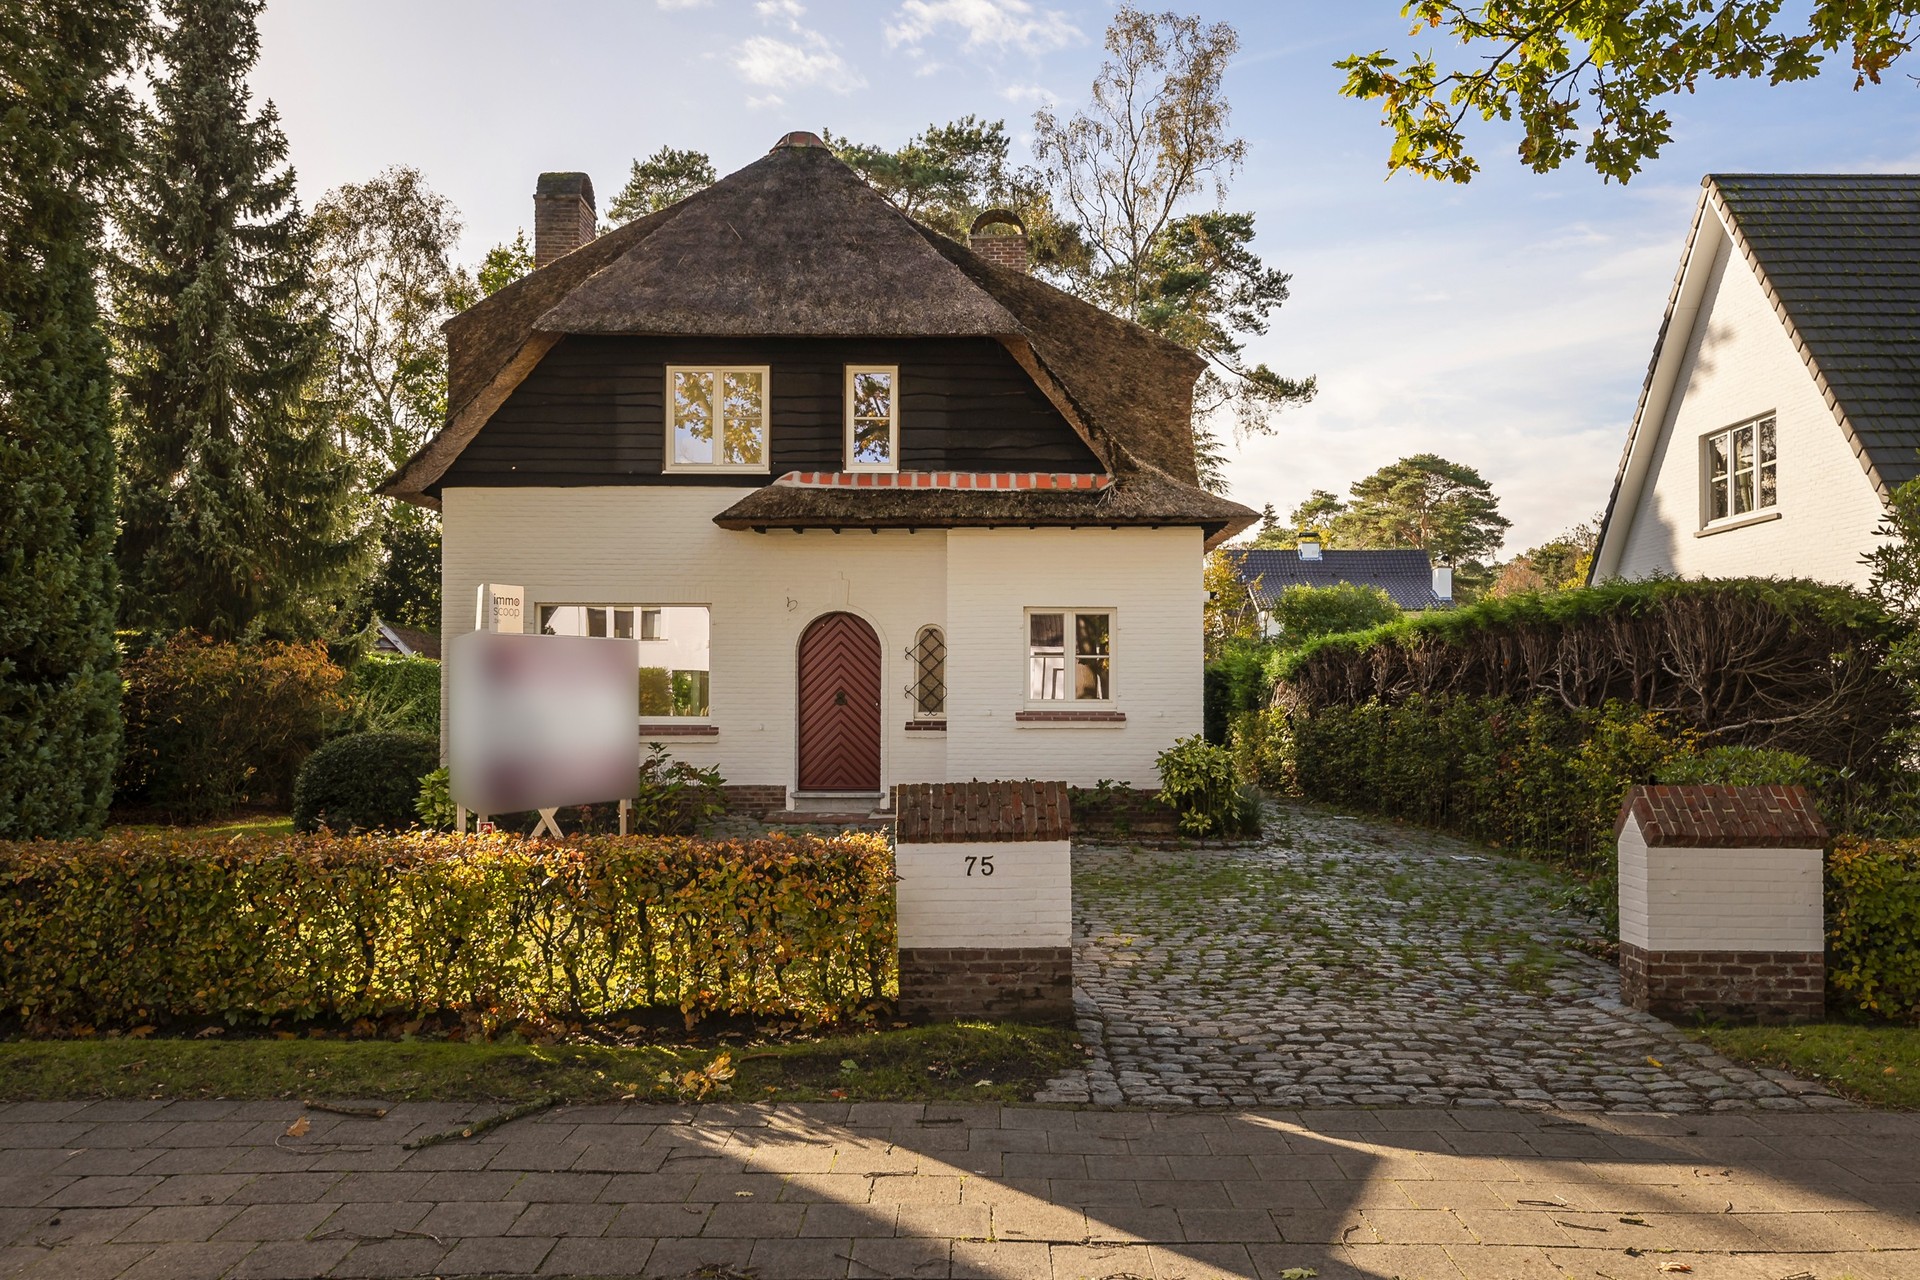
1278, 578, 1910, 777
0, 832, 894, 1028
1828, 837, 1920, 1020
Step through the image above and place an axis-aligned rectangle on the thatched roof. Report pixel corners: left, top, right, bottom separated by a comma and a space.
713, 466, 1257, 549
383, 132, 1226, 507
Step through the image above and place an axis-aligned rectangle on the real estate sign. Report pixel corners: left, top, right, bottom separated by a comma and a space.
448, 631, 639, 815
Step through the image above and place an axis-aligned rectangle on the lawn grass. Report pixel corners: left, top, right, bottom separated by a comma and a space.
0, 1022, 1083, 1106
1695, 1020, 1920, 1110
106, 811, 296, 839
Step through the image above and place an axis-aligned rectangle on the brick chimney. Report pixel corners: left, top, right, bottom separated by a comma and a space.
968, 209, 1029, 273
533, 172, 596, 268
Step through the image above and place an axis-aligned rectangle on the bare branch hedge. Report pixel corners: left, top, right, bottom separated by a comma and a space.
1277, 578, 1912, 776
0, 831, 894, 1030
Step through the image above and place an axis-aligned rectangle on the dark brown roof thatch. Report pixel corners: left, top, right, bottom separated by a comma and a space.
712, 467, 1256, 549
385, 133, 1223, 505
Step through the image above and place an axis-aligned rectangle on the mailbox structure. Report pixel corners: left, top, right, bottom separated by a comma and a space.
894, 780, 1073, 1022
1615, 784, 1828, 1022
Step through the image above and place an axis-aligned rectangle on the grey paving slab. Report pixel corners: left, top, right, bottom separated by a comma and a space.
1044, 804, 1852, 1113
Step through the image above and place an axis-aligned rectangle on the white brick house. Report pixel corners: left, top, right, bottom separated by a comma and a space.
1591, 175, 1920, 587
385, 134, 1255, 816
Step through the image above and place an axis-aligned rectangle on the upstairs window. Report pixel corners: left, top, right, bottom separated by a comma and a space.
846, 366, 898, 471
668, 366, 768, 472
1028, 610, 1112, 702
1704, 416, 1777, 524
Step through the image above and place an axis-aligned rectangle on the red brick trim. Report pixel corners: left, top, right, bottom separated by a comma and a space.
898, 946, 1073, 1022
640, 724, 719, 737
904, 719, 947, 732
1619, 942, 1824, 1023
1614, 784, 1827, 847
1014, 710, 1126, 723
774, 470, 1111, 491
896, 780, 1071, 843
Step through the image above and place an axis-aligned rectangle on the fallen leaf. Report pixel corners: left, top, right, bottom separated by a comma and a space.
1657, 1265, 1692, 1274
1277, 1270, 1318, 1280
284, 1116, 310, 1138
193, 1026, 224, 1039
127, 1025, 156, 1039
1646, 1056, 1663, 1068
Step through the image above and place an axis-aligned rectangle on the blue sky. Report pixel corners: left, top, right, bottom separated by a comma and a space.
253, 0, 1920, 553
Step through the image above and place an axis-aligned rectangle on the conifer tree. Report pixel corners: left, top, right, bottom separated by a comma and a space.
113, 0, 369, 640
0, 0, 144, 838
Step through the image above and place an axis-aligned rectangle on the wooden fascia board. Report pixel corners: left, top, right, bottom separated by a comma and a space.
1710, 183, 1890, 504
378, 333, 563, 509
1590, 188, 1721, 583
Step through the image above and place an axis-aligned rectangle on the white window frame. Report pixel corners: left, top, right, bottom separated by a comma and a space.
536, 601, 712, 721
1023, 608, 1115, 705
1701, 414, 1778, 528
664, 365, 771, 474
844, 365, 899, 472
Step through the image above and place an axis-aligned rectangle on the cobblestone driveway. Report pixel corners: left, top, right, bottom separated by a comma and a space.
1040, 804, 1846, 1113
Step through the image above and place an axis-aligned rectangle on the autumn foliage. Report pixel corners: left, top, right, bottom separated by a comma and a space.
0, 831, 895, 1031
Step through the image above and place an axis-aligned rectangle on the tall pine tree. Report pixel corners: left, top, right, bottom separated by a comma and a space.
0, 0, 143, 838
113, 0, 369, 641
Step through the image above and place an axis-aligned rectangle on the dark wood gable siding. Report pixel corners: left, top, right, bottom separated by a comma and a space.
434, 335, 1102, 493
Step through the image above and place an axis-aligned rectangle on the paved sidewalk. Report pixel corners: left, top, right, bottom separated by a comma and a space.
1, 1097, 1915, 1279
1044, 806, 1845, 1111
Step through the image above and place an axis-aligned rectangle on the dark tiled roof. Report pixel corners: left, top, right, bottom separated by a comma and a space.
1227, 548, 1443, 610
1712, 174, 1920, 491
374, 621, 441, 660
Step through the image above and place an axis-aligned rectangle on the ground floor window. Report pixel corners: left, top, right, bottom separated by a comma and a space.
912, 625, 945, 717
539, 603, 711, 718
1027, 609, 1112, 702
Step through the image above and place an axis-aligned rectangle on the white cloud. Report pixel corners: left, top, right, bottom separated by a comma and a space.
886, 0, 1080, 53
754, 0, 806, 28
999, 82, 1051, 104
747, 93, 786, 110
654, 0, 710, 9
734, 32, 864, 93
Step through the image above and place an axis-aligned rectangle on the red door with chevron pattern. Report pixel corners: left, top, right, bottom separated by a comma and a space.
796, 612, 883, 792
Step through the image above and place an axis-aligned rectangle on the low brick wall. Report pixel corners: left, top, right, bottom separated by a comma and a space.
721, 785, 787, 818
898, 947, 1074, 1021
1620, 943, 1824, 1022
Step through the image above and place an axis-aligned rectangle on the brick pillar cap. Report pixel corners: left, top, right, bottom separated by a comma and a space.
1615, 784, 1828, 848
536, 172, 595, 202
897, 780, 1071, 843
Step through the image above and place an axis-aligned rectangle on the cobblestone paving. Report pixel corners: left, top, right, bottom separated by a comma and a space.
1038, 804, 1847, 1113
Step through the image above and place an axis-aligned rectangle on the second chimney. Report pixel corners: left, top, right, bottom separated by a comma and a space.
969, 209, 1029, 273
534, 172, 596, 268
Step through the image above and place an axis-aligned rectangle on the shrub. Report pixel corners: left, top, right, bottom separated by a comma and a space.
416, 765, 454, 831
1278, 577, 1911, 779
1827, 837, 1920, 1020
1204, 643, 1274, 744
1656, 745, 1825, 789
292, 732, 439, 833
119, 634, 346, 820
338, 654, 439, 738
1270, 582, 1400, 645
1156, 734, 1249, 839
632, 742, 727, 835
1292, 695, 1689, 876
0, 830, 895, 1028
1229, 706, 1293, 792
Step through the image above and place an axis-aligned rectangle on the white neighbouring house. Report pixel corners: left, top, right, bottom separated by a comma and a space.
382, 134, 1257, 817
1591, 174, 1920, 587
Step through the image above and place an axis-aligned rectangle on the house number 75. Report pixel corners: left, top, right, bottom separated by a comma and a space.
964, 855, 995, 877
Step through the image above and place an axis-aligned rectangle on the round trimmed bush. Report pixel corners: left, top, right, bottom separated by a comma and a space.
292, 732, 438, 834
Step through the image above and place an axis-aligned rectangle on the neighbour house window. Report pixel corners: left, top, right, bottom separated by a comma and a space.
1704, 416, 1777, 524
845, 366, 897, 471
667, 366, 768, 471
539, 603, 711, 718
911, 625, 945, 718
1027, 610, 1112, 702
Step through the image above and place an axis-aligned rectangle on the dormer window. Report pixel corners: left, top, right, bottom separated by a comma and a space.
846, 366, 898, 471
667, 366, 769, 472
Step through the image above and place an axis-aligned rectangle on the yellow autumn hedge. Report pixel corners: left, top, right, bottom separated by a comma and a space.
1828, 836, 1920, 1020
0, 831, 895, 1028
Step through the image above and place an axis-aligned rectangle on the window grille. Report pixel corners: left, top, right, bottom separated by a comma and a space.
909, 626, 946, 717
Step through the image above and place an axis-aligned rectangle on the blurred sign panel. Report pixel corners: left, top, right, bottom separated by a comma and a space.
449, 631, 638, 814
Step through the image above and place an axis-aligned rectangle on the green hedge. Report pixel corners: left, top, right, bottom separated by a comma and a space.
1293, 694, 1685, 875
1828, 837, 1920, 1020
1279, 578, 1910, 778
0, 831, 894, 1030
342, 654, 440, 738
292, 732, 438, 834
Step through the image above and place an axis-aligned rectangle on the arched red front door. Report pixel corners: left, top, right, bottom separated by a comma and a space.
796, 612, 883, 792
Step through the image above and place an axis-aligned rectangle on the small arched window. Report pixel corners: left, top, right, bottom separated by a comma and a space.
910, 626, 946, 719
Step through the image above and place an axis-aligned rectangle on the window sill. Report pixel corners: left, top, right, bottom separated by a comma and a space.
1014, 710, 1126, 724
640, 723, 718, 737
1695, 509, 1782, 538
905, 719, 947, 731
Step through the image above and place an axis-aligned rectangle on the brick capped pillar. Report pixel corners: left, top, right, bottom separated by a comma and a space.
534, 172, 596, 268
1615, 785, 1828, 1023
968, 209, 1029, 273
894, 780, 1072, 1022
